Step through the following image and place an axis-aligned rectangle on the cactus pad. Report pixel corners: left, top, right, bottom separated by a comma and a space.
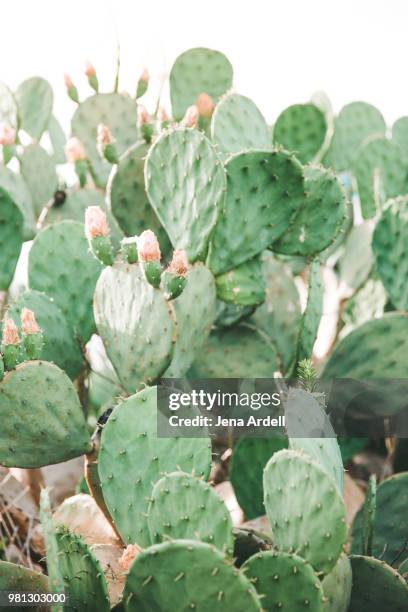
0, 187, 24, 290
15, 77, 53, 140
321, 554, 352, 612
273, 103, 327, 163
94, 263, 176, 391
147, 471, 234, 555
0, 361, 91, 467
294, 259, 323, 365
145, 126, 226, 261
29, 220, 102, 342
243, 550, 325, 611
207, 150, 304, 275
349, 555, 408, 612
170, 47, 233, 120
19, 144, 58, 216
215, 256, 266, 306
123, 540, 261, 611
0, 165, 35, 240
392, 115, 408, 160
0, 81, 17, 128
0, 560, 49, 595
98, 387, 212, 545
264, 449, 347, 574
211, 93, 270, 157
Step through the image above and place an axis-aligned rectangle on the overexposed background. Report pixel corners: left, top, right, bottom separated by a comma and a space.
1, 0, 407, 128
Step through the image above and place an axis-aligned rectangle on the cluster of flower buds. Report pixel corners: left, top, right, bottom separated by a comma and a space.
0, 309, 43, 377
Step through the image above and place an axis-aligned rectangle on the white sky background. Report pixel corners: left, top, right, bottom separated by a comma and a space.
1, 0, 408, 130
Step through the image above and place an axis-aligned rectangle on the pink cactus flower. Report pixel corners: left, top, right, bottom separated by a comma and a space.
118, 544, 141, 572
97, 124, 113, 147
138, 230, 161, 262
157, 107, 169, 123
64, 137, 86, 163
2, 318, 19, 346
168, 249, 189, 277
0, 123, 16, 146
85, 206, 109, 240
196, 93, 215, 118
64, 73, 74, 89
85, 61, 96, 77
137, 105, 150, 126
181, 105, 199, 128
140, 68, 149, 83
21, 308, 41, 335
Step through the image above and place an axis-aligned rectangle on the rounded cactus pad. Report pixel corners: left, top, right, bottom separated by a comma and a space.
15, 77, 53, 140
94, 263, 176, 392
98, 387, 212, 546
323, 313, 408, 379
351, 472, 408, 567
6, 289, 84, 379
372, 196, 408, 310
263, 449, 347, 575
243, 550, 325, 611
273, 103, 327, 164
29, 220, 102, 343
348, 555, 408, 612
170, 47, 233, 120
123, 540, 261, 611
271, 165, 348, 257
145, 126, 226, 261
71, 93, 138, 187
0, 164, 35, 240
211, 93, 270, 158
165, 263, 217, 378
19, 143, 58, 217
207, 149, 304, 275
392, 115, 408, 161
321, 554, 352, 612
147, 471, 234, 555
0, 361, 91, 467
0, 560, 49, 594
0, 186, 24, 291
230, 437, 288, 520
323, 101, 386, 172
215, 256, 266, 307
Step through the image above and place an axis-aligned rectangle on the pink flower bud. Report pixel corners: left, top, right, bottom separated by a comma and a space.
64, 73, 74, 89
21, 308, 41, 335
97, 124, 113, 147
0, 123, 16, 146
64, 137, 86, 163
157, 107, 169, 123
137, 105, 150, 126
85, 61, 96, 77
181, 105, 199, 128
118, 544, 141, 572
85, 206, 109, 240
138, 230, 161, 262
140, 68, 149, 83
167, 249, 189, 277
2, 318, 19, 346
196, 93, 215, 119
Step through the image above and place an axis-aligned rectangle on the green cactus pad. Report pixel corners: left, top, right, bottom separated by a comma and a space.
341, 277, 386, 336
98, 387, 212, 545
165, 263, 217, 378
338, 222, 374, 292
349, 555, 408, 612
207, 149, 304, 275
271, 165, 347, 257
243, 550, 325, 611
94, 263, 176, 392
323, 101, 386, 171
6, 290, 84, 379
107, 142, 170, 252
288, 434, 344, 495
147, 471, 234, 555
0, 561, 49, 601
15, 77, 53, 140
71, 93, 138, 187
123, 540, 261, 611
55, 527, 110, 612
0, 165, 35, 240
230, 437, 288, 520
211, 93, 270, 157
0, 361, 91, 468
40, 488, 65, 601
215, 302, 254, 328
29, 220, 102, 342
273, 103, 327, 164
190, 324, 278, 378
264, 449, 347, 575
0, 81, 17, 128
0, 187, 24, 290
47, 113, 67, 164
294, 259, 323, 365
372, 196, 408, 309
145, 126, 226, 261
19, 144, 58, 217
351, 137, 408, 219
362, 474, 376, 557
351, 472, 408, 567
252, 253, 301, 373
392, 116, 408, 160
215, 256, 265, 306
322, 554, 352, 612
323, 314, 408, 379
170, 47, 233, 120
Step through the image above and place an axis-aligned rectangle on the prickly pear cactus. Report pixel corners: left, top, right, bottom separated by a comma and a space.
0, 187, 24, 290
273, 103, 327, 163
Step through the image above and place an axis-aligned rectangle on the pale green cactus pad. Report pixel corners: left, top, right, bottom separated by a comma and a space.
15, 77, 53, 140
215, 256, 266, 306
145, 126, 226, 261
273, 103, 327, 164
348, 556, 408, 612
338, 222, 374, 292
293, 259, 323, 365
322, 554, 352, 612
0, 560, 49, 595
0, 81, 18, 128
19, 143, 58, 217
0, 165, 35, 240
392, 115, 408, 161
47, 113, 67, 164
0, 186, 24, 290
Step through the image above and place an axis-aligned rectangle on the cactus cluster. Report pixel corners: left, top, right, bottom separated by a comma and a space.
0, 47, 407, 611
